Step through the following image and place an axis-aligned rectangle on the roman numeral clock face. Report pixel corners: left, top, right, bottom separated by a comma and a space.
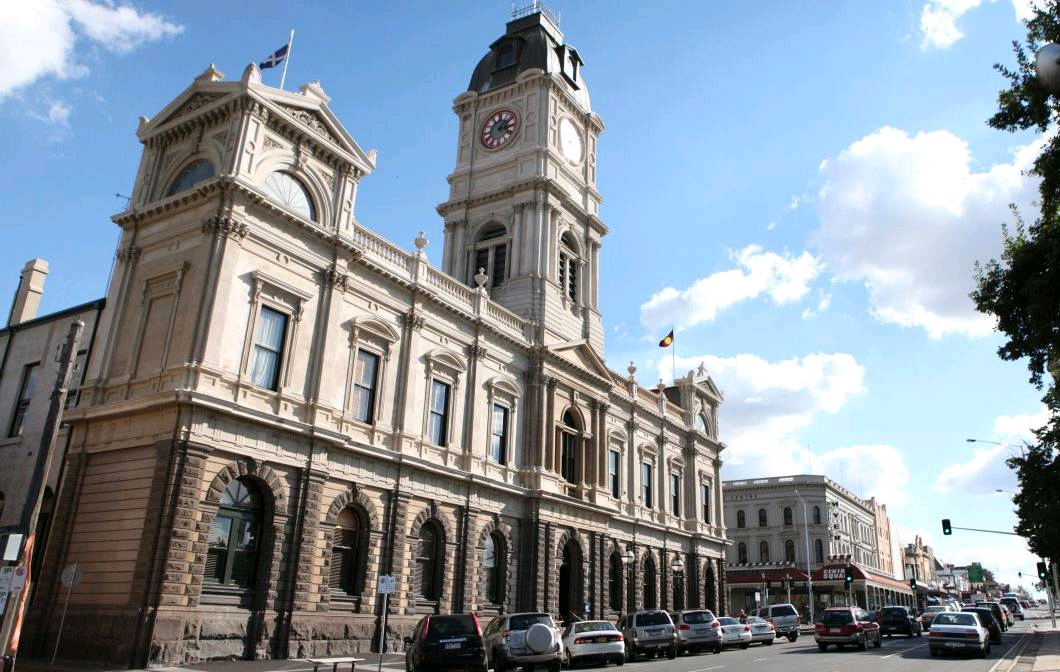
480, 109, 518, 149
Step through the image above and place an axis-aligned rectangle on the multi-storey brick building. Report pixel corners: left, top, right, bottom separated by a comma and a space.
16, 9, 729, 667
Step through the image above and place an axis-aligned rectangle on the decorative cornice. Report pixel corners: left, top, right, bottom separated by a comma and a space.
403, 310, 426, 332
201, 216, 248, 240
115, 245, 141, 264
323, 265, 350, 293
467, 343, 488, 360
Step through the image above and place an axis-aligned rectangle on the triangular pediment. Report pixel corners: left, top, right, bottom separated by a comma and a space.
549, 340, 614, 382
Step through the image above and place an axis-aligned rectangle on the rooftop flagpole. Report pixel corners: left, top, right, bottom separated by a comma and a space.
279, 29, 294, 91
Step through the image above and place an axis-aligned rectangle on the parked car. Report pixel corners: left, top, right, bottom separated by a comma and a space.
976, 602, 1009, 631
1000, 597, 1025, 621
716, 616, 751, 649
405, 613, 487, 672
877, 605, 922, 638
483, 612, 563, 672
559, 620, 624, 668
670, 609, 722, 654
617, 610, 677, 661
814, 606, 882, 651
755, 602, 801, 641
920, 605, 950, 629
961, 607, 1002, 644
746, 616, 775, 645
928, 611, 990, 658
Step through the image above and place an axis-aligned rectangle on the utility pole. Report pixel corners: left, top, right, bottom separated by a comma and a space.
1, 320, 83, 672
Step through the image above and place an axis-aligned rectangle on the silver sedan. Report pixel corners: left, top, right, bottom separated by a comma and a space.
717, 617, 751, 649
746, 616, 775, 645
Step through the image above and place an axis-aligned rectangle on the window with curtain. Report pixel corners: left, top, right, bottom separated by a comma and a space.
608, 450, 620, 498
670, 473, 680, 515
759, 541, 770, 563
641, 462, 653, 508
8, 362, 39, 437
427, 380, 450, 446
609, 552, 623, 610
784, 507, 793, 526
250, 306, 287, 390
701, 484, 711, 523
205, 479, 262, 589
351, 349, 379, 423
758, 508, 768, 527
559, 410, 579, 483
815, 539, 824, 563
330, 507, 367, 596
416, 523, 442, 600
737, 542, 747, 563
490, 403, 508, 464
785, 539, 796, 562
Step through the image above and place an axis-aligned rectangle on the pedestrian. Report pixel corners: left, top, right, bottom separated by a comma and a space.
738, 609, 747, 623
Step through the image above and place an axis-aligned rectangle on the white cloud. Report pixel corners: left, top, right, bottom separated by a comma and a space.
0, 0, 183, 100
920, 0, 1044, 49
45, 101, 71, 126
932, 407, 1047, 494
640, 244, 823, 332
801, 292, 832, 320
817, 444, 913, 507
814, 126, 1042, 339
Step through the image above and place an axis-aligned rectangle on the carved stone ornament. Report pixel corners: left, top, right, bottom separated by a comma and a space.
201, 216, 248, 240
403, 310, 426, 332
467, 343, 488, 360
177, 93, 221, 117
115, 245, 141, 264
546, 377, 558, 391
323, 265, 350, 293
281, 105, 340, 145
263, 135, 284, 150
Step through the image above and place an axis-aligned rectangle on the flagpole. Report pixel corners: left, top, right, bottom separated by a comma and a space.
279, 29, 294, 91
671, 325, 676, 384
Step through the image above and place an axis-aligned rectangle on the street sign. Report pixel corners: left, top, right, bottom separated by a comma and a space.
378, 575, 396, 594
10, 565, 27, 591
0, 566, 13, 592
2, 533, 22, 561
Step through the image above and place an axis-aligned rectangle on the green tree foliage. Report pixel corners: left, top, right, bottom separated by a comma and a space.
976, 0, 1060, 564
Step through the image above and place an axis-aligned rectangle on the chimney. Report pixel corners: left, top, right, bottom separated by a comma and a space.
7, 258, 49, 326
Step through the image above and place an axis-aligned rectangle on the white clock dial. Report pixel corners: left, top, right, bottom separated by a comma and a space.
559, 118, 583, 163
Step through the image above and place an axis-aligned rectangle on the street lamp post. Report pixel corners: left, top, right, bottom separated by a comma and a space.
785, 572, 792, 604
671, 554, 685, 611
794, 488, 815, 624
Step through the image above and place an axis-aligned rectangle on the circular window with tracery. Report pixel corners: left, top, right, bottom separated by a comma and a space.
261, 171, 316, 221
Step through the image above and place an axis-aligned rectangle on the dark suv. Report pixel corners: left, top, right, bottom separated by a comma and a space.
404, 613, 487, 672
878, 605, 922, 638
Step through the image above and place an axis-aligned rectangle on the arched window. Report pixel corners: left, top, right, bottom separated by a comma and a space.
416, 522, 443, 601
759, 541, 770, 563
167, 159, 215, 196
609, 551, 624, 611
758, 508, 768, 527
783, 507, 793, 526
330, 507, 368, 597
642, 555, 657, 609
206, 479, 262, 589
261, 171, 316, 221
558, 232, 580, 303
737, 542, 747, 564
560, 410, 579, 483
736, 510, 746, 528
813, 506, 821, 525
483, 532, 506, 604
470, 224, 508, 288
814, 539, 824, 563
785, 540, 796, 562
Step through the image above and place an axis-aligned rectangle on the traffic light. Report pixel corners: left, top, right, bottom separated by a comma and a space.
909, 577, 918, 589
844, 566, 854, 586
1038, 561, 1049, 580
941, 519, 952, 535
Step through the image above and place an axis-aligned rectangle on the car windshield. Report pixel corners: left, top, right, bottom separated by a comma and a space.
717, 617, 739, 625
509, 614, 552, 630
771, 605, 797, 616
925, 606, 947, 613
747, 617, 766, 624
426, 615, 478, 641
821, 610, 853, 626
934, 613, 976, 626
574, 622, 615, 633
881, 608, 907, 618
681, 611, 715, 624
636, 612, 671, 626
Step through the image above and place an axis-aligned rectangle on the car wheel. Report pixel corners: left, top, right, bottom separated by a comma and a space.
985, 642, 991, 657
615, 654, 624, 666
765, 640, 773, 646
740, 643, 749, 649
787, 634, 798, 642
874, 633, 882, 648
818, 643, 828, 652
713, 644, 722, 654
668, 647, 677, 660
564, 651, 572, 668
859, 635, 868, 651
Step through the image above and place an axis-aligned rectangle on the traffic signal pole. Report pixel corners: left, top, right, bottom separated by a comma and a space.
1051, 563, 1059, 628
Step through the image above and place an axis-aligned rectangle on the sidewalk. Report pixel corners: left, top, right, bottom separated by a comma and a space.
11, 653, 407, 672
994, 621, 1060, 672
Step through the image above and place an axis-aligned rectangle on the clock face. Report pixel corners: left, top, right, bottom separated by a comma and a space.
559, 118, 583, 162
480, 109, 518, 149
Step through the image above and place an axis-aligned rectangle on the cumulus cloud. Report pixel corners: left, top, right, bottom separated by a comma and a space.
920, 0, 1044, 49
0, 0, 183, 100
640, 245, 823, 332
814, 126, 1042, 339
817, 444, 912, 506
932, 407, 1048, 494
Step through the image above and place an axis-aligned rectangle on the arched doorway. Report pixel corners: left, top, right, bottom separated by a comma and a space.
558, 538, 584, 622
704, 561, 717, 613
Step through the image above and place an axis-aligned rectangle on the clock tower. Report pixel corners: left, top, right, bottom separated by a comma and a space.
438, 7, 606, 352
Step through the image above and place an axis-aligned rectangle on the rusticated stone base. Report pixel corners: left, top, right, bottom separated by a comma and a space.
29, 608, 140, 666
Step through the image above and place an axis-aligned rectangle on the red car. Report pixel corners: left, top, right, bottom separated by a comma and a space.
815, 607, 882, 651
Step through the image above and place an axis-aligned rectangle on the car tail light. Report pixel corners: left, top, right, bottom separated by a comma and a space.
420, 618, 430, 640
471, 613, 482, 636
609, 634, 624, 642
744, 625, 751, 632
796, 616, 802, 625
678, 624, 690, 631
574, 637, 594, 645
769, 623, 775, 631
815, 624, 827, 633
710, 620, 721, 629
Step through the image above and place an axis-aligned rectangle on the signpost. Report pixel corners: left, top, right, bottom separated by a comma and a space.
51, 564, 82, 666
377, 575, 396, 672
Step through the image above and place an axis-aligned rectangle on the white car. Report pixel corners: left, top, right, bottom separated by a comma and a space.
928, 611, 990, 658
560, 620, 624, 668
716, 617, 751, 649
746, 616, 775, 645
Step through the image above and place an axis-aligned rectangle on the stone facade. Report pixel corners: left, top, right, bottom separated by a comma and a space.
20, 11, 729, 667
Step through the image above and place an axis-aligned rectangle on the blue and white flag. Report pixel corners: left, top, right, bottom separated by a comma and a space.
259, 44, 289, 70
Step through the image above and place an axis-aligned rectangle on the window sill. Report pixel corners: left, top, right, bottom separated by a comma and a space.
200, 585, 255, 608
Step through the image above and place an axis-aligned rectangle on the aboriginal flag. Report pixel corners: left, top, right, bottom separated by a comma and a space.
659, 330, 674, 348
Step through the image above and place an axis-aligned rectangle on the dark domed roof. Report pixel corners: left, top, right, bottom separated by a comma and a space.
468, 12, 591, 112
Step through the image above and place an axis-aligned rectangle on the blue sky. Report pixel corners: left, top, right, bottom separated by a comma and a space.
0, 1, 1051, 595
